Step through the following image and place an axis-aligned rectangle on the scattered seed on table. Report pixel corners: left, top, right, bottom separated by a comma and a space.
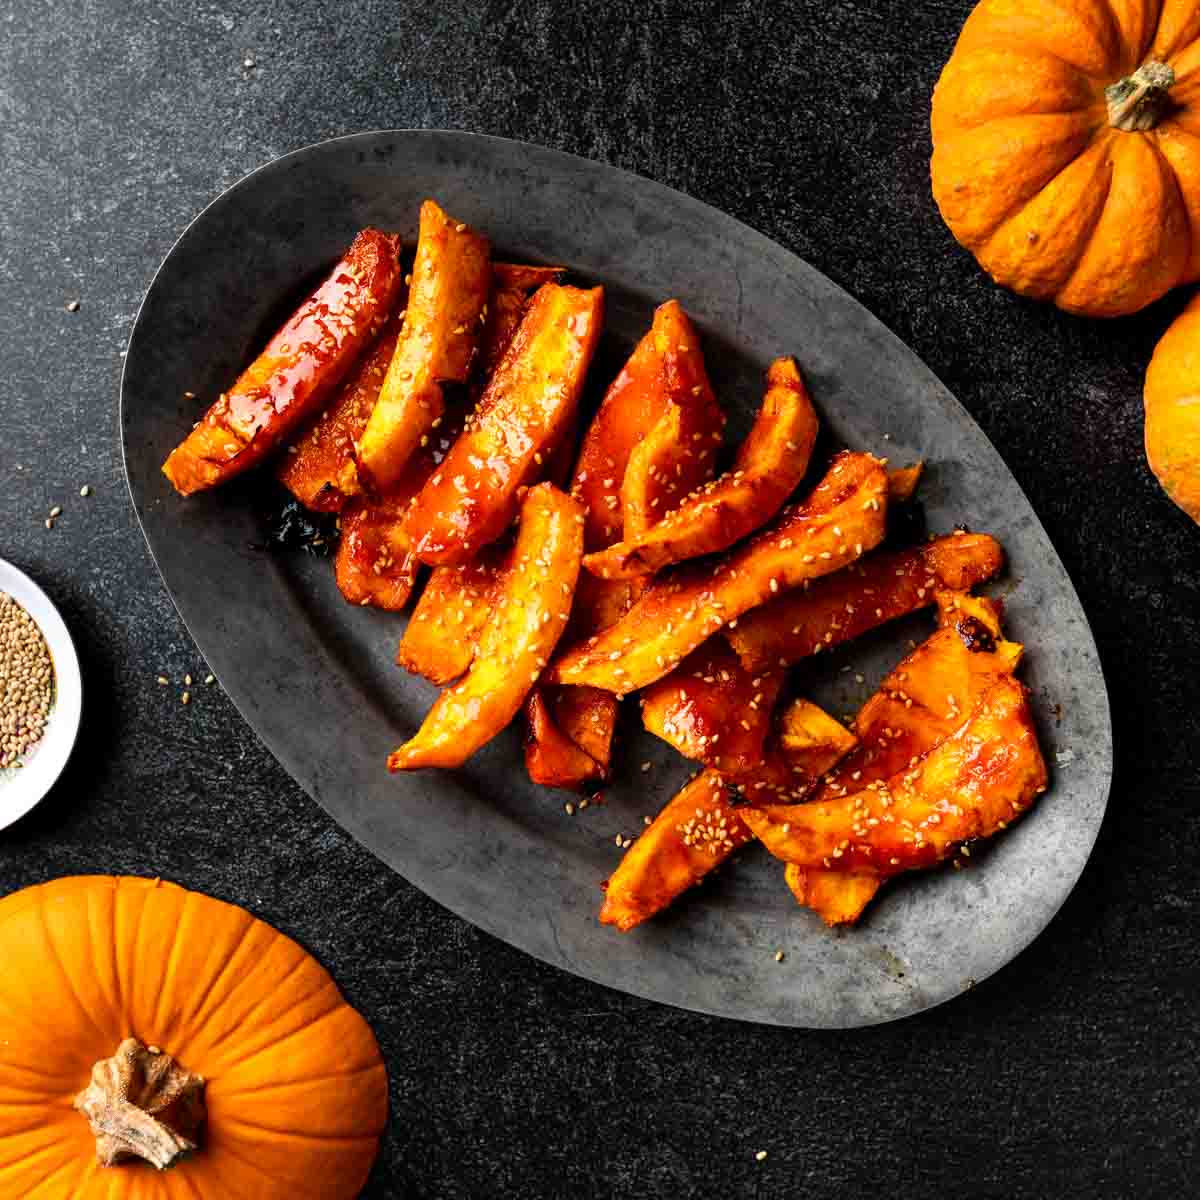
0, 593, 54, 769
756, 1150, 768, 1162
43, 519, 54, 531
184, 674, 192, 686
156, 675, 169, 685
180, 691, 191, 705
48, 506, 62, 518
564, 802, 574, 816
79, 485, 91, 497
65, 299, 80, 312
774, 950, 785, 963
204, 674, 215, 685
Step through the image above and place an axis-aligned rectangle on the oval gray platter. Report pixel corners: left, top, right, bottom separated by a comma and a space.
120, 130, 1111, 1028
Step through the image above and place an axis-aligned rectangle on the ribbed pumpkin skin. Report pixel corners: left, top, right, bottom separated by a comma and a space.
0, 877, 387, 1200
1145, 293, 1200, 523
931, 0, 1200, 316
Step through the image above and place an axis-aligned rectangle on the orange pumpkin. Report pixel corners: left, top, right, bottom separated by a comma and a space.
0, 876, 387, 1198
1145, 292, 1200, 523
931, 0, 1200, 316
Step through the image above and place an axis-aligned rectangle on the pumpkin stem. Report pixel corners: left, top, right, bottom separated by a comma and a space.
1106, 61, 1176, 131
74, 1038, 207, 1170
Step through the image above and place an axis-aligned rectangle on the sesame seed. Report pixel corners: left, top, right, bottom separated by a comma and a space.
65, 299, 80, 312
79, 485, 91, 497
756, 1150, 769, 1162
180, 692, 191, 705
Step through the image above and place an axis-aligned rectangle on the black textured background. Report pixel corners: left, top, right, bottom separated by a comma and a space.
2, 2, 1198, 1196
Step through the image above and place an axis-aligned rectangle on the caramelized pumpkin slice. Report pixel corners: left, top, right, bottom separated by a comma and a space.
727, 698, 858, 804
395, 544, 508, 683
403, 284, 604, 566
357, 201, 490, 493
782, 593, 1020, 923
641, 640, 785, 775
573, 299, 722, 548
528, 300, 722, 787
478, 263, 565, 383
163, 229, 403, 495
599, 771, 753, 932
548, 451, 888, 695
600, 696, 854, 931
726, 532, 1004, 674
784, 865, 881, 925
389, 484, 584, 770
277, 313, 402, 511
887, 462, 925, 502
586, 358, 818, 579
741, 676, 1047, 874
523, 689, 604, 789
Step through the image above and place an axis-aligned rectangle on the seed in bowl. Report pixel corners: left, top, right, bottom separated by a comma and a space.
0, 592, 54, 769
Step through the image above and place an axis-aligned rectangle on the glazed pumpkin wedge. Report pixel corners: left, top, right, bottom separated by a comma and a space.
277, 310, 402, 511
599, 771, 754, 932
779, 591, 1021, 924
478, 262, 565, 383
163, 228, 403, 495
396, 543, 509, 683
887, 462, 924, 502
741, 675, 1047, 876
730, 697, 859, 804
726, 531, 1004, 674
548, 450, 888, 695
600, 698, 855, 931
389, 484, 585, 770
403, 283, 604, 566
356, 200, 490, 494
334, 412, 465, 610
525, 298, 722, 788
641, 639, 785, 775
586, 357, 818, 579
524, 688, 606, 789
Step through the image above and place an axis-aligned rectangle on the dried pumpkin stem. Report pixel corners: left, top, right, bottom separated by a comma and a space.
74, 1037, 206, 1170
1106, 60, 1176, 131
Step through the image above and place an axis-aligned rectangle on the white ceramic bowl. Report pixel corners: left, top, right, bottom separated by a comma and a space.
0, 559, 82, 832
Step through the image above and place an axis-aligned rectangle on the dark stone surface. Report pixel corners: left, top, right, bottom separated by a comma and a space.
0, 0, 1196, 1195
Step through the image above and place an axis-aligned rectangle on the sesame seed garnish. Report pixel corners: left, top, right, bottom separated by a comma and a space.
180, 691, 191, 705
756, 1150, 768, 1162
65, 299, 80, 312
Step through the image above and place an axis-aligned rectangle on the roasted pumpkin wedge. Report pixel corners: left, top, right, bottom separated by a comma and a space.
163, 228, 403, 495
601, 696, 854, 931
389, 484, 584, 770
731, 698, 859, 804
641, 639, 785, 775
741, 675, 1047, 875
478, 263, 565, 384
781, 591, 1020, 923
523, 689, 605, 789
573, 299, 723, 549
726, 532, 1004, 674
887, 462, 924, 502
395, 543, 509, 683
548, 451, 888, 695
527, 299, 722, 788
784, 865, 882, 926
334, 493, 422, 611
356, 201, 491, 494
334, 413, 465, 611
599, 771, 754, 932
586, 357, 818, 579
277, 312, 402, 511
403, 284, 604, 566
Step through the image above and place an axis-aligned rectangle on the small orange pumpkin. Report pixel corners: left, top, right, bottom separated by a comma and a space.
931, 0, 1200, 316
0, 876, 387, 1198
1145, 292, 1200, 523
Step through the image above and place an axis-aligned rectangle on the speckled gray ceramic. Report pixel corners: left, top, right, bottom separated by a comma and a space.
120, 131, 1111, 1028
